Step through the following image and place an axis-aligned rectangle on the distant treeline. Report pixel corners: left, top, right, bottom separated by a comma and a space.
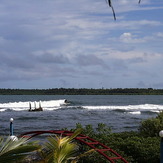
0, 88, 163, 95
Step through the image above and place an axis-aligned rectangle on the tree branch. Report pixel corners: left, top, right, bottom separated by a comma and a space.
106, 0, 116, 20
106, 0, 142, 20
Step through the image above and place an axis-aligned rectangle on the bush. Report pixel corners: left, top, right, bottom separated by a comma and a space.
108, 135, 160, 163
139, 111, 163, 137
71, 123, 161, 163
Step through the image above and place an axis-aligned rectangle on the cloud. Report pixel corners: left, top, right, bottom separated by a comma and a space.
152, 82, 163, 89
119, 32, 152, 44
32, 50, 70, 64
112, 0, 163, 14
127, 57, 146, 64
0, 0, 163, 88
75, 54, 109, 68
156, 32, 163, 37
137, 81, 147, 88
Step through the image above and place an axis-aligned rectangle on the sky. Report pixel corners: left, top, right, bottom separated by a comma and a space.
0, 0, 163, 89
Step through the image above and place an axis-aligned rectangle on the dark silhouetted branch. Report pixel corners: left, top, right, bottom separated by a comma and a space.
106, 0, 142, 20
106, 0, 116, 20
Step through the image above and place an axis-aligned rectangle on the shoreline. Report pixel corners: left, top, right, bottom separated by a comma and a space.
0, 88, 163, 95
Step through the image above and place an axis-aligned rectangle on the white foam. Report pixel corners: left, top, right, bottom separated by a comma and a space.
0, 99, 66, 111
150, 110, 161, 113
128, 111, 141, 115
83, 104, 163, 111
82, 104, 163, 115
0, 108, 6, 112
1, 100, 163, 114
83, 106, 115, 110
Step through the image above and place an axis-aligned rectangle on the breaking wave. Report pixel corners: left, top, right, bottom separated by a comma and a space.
82, 104, 163, 115
0, 100, 162, 115
0, 99, 66, 112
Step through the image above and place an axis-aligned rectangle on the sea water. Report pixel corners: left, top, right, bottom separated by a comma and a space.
0, 95, 163, 136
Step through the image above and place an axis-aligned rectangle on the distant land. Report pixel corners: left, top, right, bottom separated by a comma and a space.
0, 88, 163, 95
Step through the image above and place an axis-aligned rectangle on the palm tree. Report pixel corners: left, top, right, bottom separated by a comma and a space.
0, 136, 40, 163
40, 129, 94, 163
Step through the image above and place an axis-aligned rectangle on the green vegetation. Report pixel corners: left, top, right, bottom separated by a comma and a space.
139, 111, 163, 137
1, 112, 163, 162
41, 132, 79, 163
39, 129, 93, 163
0, 88, 163, 95
67, 112, 163, 163
69, 118, 161, 163
0, 129, 94, 163
0, 136, 40, 163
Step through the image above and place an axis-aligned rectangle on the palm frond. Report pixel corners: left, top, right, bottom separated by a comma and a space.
40, 129, 82, 163
0, 136, 40, 163
0, 137, 28, 155
0, 145, 39, 163
70, 149, 95, 163
68, 129, 82, 141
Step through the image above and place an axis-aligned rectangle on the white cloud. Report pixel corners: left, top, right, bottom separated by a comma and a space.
0, 0, 163, 88
120, 32, 146, 43
156, 32, 163, 37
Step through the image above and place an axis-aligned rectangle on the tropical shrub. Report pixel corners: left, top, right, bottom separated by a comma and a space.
139, 111, 163, 137
2, 111, 163, 163
107, 134, 160, 163
70, 123, 161, 163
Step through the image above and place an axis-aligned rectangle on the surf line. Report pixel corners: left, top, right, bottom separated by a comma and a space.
28, 101, 43, 112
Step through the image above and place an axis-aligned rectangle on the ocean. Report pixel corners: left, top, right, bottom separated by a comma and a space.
0, 95, 163, 136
